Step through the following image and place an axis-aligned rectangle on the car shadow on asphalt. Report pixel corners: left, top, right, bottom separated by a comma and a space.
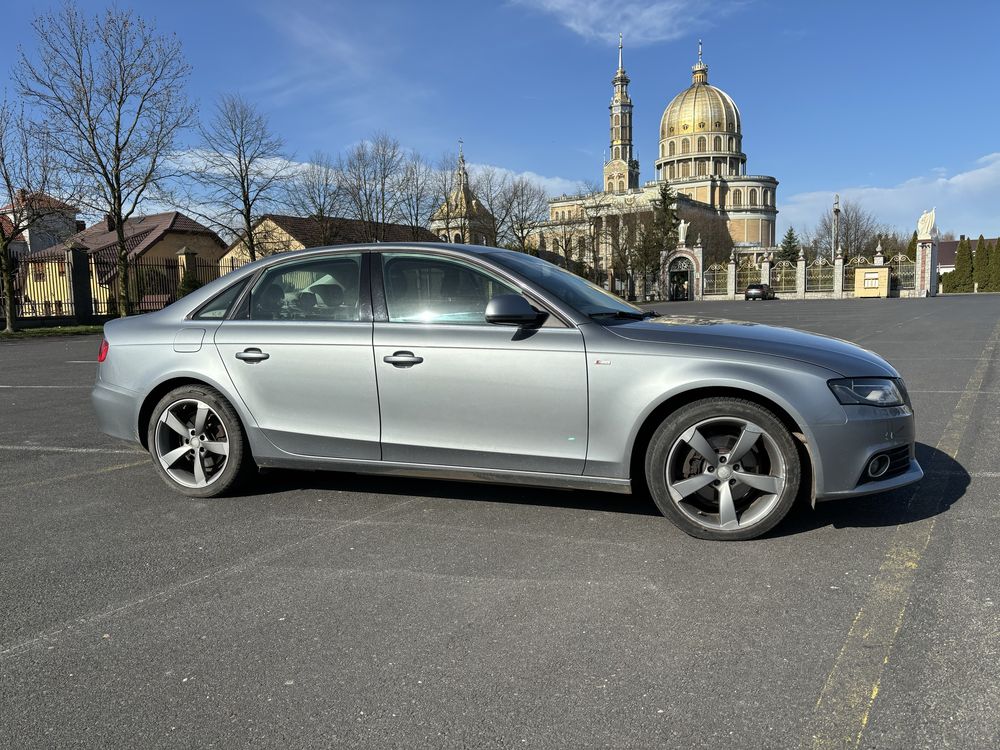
240, 442, 967, 534
770, 443, 969, 537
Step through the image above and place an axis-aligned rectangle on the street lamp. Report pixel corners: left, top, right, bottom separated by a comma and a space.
832, 193, 840, 259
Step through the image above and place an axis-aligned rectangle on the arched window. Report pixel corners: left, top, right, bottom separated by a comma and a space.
668, 141, 676, 156
668, 164, 675, 180
697, 136, 706, 153
762, 189, 770, 206
614, 114, 620, 126
749, 188, 758, 206
681, 138, 690, 154
614, 146, 620, 159
732, 189, 742, 207
697, 161, 707, 176
660, 143, 664, 157
728, 136, 735, 151
607, 180, 614, 192
453, 233, 462, 243
618, 180, 625, 192
681, 162, 690, 178
713, 136, 722, 151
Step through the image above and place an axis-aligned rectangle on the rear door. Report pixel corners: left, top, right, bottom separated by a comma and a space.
215, 252, 380, 460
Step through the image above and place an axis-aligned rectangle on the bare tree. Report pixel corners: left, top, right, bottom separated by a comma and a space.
396, 152, 436, 240
547, 203, 588, 269
17, 2, 193, 316
183, 93, 289, 262
284, 150, 344, 245
472, 166, 516, 247
338, 132, 404, 242
0, 101, 76, 332
507, 177, 548, 254
813, 198, 885, 258
429, 151, 460, 242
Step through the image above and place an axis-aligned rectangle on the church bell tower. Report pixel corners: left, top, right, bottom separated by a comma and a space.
603, 34, 640, 193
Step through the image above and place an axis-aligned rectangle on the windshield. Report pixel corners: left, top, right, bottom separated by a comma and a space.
487, 251, 643, 318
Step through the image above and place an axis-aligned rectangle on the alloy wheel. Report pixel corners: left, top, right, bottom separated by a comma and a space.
154, 398, 230, 489
664, 416, 786, 532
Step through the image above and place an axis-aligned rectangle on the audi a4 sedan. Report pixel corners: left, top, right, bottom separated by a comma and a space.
93, 244, 922, 540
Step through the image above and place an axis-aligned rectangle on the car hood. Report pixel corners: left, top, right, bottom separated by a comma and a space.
605, 314, 898, 377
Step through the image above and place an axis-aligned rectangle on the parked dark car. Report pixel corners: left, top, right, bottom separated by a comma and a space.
745, 283, 775, 300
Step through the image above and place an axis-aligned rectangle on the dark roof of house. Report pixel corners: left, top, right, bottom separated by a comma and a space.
29, 211, 224, 260
257, 214, 439, 249
0, 191, 78, 214
937, 236, 1000, 267
0, 215, 24, 242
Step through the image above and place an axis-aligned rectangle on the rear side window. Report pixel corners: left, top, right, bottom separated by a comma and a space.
250, 255, 362, 321
193, 279, 249, 319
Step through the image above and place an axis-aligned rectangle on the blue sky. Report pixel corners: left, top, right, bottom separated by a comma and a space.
4, 0, 999, 237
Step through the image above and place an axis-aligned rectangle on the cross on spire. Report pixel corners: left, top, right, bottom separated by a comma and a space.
698, 39, 703, 63
618, 32, 623, 70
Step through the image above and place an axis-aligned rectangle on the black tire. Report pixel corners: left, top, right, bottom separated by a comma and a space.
644, 398, 801, 541
146, 384, 252, 498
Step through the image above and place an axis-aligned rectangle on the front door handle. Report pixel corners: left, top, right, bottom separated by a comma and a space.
383, 351, 424, 368
235, 348, 270, 363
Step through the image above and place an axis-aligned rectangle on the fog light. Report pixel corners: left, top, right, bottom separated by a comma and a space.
867, 454, 891, 478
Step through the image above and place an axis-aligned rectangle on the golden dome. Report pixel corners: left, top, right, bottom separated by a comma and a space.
660, 58, 741, 140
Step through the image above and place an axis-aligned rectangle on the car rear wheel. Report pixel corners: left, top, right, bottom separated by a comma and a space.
644, 398, 800, 540
147, 385, 251, 498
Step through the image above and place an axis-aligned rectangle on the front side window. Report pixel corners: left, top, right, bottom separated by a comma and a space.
381, 253, 520, 325
250, 254, 362, 321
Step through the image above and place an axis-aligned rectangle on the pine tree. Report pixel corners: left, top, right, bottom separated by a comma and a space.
649, 182, 679, 251
974, 234, 991, 292
778, 227, 800, 263
990, 239, 1000, 293
952, 236, 975, 293
906, 230, 918, 259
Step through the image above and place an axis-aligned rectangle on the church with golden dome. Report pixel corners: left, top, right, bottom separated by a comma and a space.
544, 40, 779, 277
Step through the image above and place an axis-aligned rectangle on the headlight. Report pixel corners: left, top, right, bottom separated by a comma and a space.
828, 378, 906, 407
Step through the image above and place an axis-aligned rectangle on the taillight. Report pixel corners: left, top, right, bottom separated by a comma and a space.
97, 339, 109, 363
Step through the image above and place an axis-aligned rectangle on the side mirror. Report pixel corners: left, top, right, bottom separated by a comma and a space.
485, 294, 547, 327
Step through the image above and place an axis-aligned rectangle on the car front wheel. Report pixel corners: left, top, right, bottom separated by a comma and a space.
644, 398, 801, 540
147, 385, 251, 498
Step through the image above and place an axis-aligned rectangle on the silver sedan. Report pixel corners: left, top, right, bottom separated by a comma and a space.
92, 244, 922, 540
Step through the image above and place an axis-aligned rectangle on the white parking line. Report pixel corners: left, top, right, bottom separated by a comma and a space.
0, 385, 91, 389
0, 445, 143, 454
66, 360, 97, 364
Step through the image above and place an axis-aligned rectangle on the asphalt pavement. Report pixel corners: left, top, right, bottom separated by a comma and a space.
1, 296, 998, 749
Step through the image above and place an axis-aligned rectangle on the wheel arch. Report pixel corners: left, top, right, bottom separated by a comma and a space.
137, 375, 248, 451
627, 385, 816, 503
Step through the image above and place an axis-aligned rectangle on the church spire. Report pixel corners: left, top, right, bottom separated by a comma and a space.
604, 34, 639, 193
692, 39, 708, 85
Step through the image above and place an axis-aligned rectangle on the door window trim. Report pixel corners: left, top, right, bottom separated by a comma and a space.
371, 250, 570, 328
228, 250, 373, 323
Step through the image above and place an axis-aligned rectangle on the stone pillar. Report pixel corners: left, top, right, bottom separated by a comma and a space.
692, 241, 703, 301
760, 255, 772, 286
177, 246, 197, 279
834, 247, 845, 298
796, 250, 807, 299
67, 247, 95, 324
727, 253, 737, 299
873, 246, 885, 266
915, 237, 938, 297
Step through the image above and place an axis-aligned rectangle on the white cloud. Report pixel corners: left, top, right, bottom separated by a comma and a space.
467, 161, 583, 197
511, 0, 746, 46
780, 153, 1000, 237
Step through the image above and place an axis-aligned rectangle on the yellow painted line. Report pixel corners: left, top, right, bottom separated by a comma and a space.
804, 317, 1000, 749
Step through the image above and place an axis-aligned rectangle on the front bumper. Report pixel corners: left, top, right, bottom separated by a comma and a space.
92, 381, 142, 443
810, 403, 922, 500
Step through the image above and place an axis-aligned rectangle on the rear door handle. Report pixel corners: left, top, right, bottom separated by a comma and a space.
235, 348, 270, 363
383, 351, 423, 368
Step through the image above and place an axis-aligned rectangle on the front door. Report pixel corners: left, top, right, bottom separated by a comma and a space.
215, 252, 381, 460
373, 251, 588, 474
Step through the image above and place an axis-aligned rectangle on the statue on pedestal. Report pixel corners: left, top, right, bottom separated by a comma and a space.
678, 219, 690, 247
917, 208, 937, 240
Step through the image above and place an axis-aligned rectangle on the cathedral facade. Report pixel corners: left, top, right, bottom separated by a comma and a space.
543, 41, 779, 276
